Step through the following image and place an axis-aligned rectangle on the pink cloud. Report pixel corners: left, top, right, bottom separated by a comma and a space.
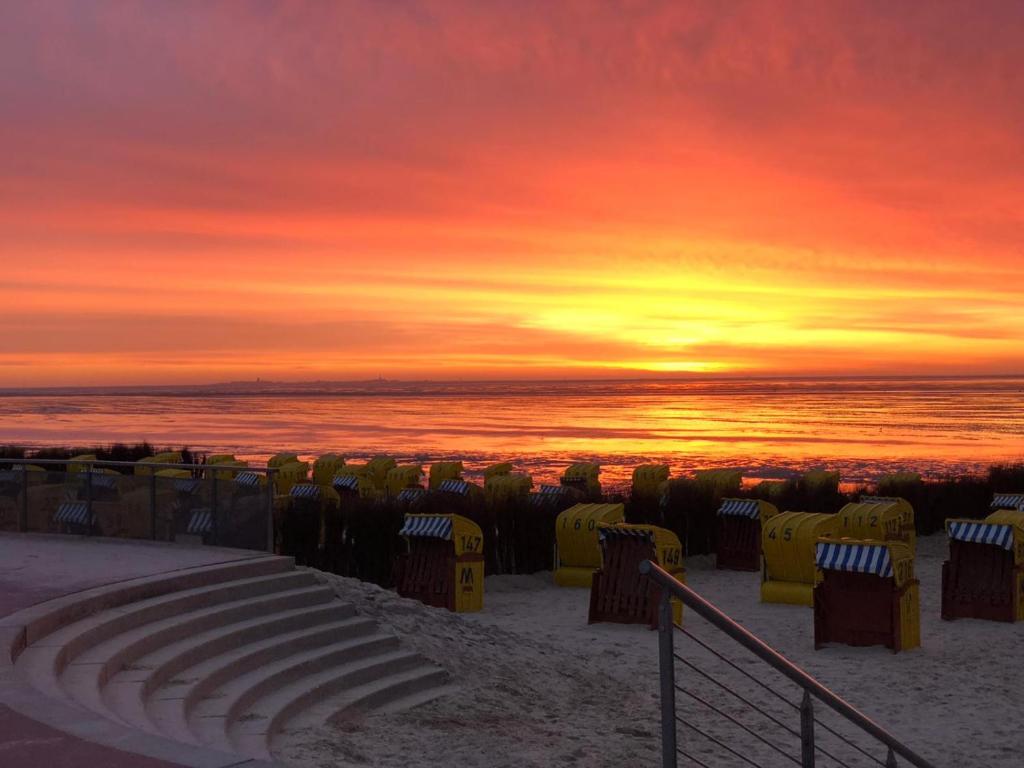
0, 1, 1022, 384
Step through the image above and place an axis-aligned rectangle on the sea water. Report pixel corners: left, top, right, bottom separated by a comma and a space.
0, 376, 1020, 487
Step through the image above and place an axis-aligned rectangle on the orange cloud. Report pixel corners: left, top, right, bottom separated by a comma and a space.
0, 1, 1022, 386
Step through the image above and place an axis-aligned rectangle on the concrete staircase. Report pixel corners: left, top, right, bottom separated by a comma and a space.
11, 555, 450, 764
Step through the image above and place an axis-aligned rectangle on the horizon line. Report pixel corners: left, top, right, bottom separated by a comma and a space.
1, 370, 1022, 396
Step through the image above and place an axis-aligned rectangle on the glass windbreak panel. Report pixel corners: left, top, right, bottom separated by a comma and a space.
0, 467, 26, 531
0, 466, 72, 532
0, 462, 271, 551
151, 473, 209, 545
24, 467, 128, 536
218, 473, 269, 552
31, 469, 82, 534
92, 472, 148, 540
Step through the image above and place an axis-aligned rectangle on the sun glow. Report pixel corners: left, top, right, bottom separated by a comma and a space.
1, 3, 1023, 386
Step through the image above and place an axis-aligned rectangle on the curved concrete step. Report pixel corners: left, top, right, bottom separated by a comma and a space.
15, 572, 329, 706
58, 582, 336, 723
8, 554, 294, 659
108, 606, 362, 737
190, 638, 409, 750
227, 652, 442, 759
6, 547, 452, 768
14, 569, 318, 697
375, 680, 460, 714
266, 665, 451, 758
140, 612, 377, 742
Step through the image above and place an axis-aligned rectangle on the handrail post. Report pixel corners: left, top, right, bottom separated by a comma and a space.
85, 462, 94, 536
19, 463, 28, 532
800, 690, 816, 767
149, 473, 157, 540
265, 469, 275, 554
657, 590, 678, 768
887, 748, 898, 767
211, 474, 219, 546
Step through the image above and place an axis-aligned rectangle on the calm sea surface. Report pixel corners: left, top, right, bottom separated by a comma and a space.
0, 377, 1021, 487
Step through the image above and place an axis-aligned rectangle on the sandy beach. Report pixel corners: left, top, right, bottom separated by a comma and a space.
280, 533, 1018, 768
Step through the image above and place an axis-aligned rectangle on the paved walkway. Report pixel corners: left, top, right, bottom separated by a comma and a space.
0, 533, 266, 768
0, 534, 264, 615
0, 703, 183, 768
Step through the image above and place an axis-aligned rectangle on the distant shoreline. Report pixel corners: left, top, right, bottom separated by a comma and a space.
1, 372, 1022, 398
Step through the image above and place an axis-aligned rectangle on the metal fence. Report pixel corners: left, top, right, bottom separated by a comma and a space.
641, 560, 937, 768
0, 458, 276, 553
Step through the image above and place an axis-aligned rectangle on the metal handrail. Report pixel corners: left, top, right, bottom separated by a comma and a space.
640, 559, 937, 768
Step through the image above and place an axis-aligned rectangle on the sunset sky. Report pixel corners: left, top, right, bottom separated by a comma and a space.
2, 1, 1022, 386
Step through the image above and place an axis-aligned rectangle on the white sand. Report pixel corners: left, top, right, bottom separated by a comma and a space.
281, 535, 1020, 768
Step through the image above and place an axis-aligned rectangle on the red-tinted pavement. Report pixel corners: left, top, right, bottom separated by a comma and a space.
0, 704, 184, 768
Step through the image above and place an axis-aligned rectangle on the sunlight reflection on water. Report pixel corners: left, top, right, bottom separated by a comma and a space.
0, 377, 1020, 486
